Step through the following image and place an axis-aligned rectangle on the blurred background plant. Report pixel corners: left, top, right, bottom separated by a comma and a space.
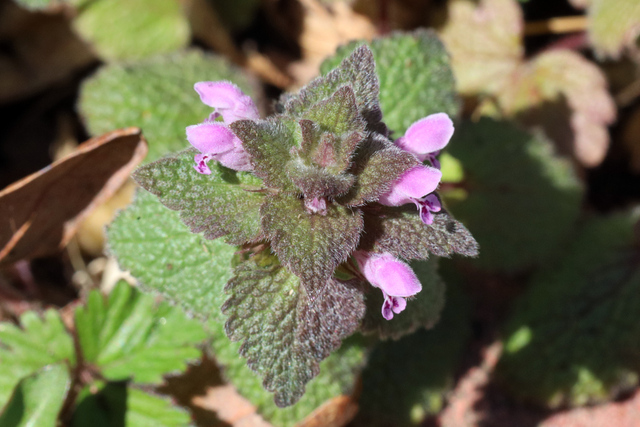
0, 0, 639, 425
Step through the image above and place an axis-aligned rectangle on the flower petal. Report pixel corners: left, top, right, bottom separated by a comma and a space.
186, 122, 236, 154
354, 251, 422, 298
377, 165, 442, 206
381, 293, 407, 320
395, 113, 454, 161
194, 81, 259, 123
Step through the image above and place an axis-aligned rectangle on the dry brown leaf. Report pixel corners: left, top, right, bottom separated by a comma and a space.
438, 0, 616, 167
0, 1, 95, 104
296, 395, 358, 427
0, 128, 147, 265
192, 384, 273, 427
623, 106, 640, 172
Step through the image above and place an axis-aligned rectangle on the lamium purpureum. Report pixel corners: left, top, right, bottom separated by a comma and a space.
133, 45, 478, 407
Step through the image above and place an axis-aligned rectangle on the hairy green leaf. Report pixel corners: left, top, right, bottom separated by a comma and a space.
75, 281, 207, 385
497, 211, 640, 408
303, 86, 365, 137
222, 253, 366, 407
73, 0, 189, 61
134, 149, 265, 244
72, 382, 190, 427
79, 50, 254, 163
361, 259, 445, 340
359, 206, 478, 260
445, 118, 583, 272
0, 364, 70, 427
286, 159, 355, 199
260, 193, 364, 286
321, 30, 460, 136
0, 310, 75, 407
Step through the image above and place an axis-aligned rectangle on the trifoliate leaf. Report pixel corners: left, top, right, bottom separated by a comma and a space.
0, 310, 75, 407
230, 117, 302, 192
437, 0, 523, 96
445, 118, 583, 272
360, 206, 479, 260
588, 0, 640, 60
73, 0, 189, 61
75, 281, 207, 385
72, 382, 191, 427
79, 50, 254, 163
321, 30, 460, 136
484, 49, 616, 167
107, 190, 235, 320
134, 149, 265, 245
287, 45, 386, 134
222, 253, 366, 407
355, 279, 471, 426
260, 193, 364, 287
497, 211, 640, 408
339, 134, 419, 206
360, 258, 445, 340
0, 364, 70, 427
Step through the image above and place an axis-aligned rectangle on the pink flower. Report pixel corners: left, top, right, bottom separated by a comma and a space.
354, 251, 422, 320
394, 113, 454, 169
188, 81, 258, 173
378, 165, 442, 225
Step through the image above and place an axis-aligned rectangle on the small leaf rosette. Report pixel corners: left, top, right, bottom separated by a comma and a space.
133, 45, 478, 406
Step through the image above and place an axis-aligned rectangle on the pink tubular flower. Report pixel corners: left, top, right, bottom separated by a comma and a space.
394, 112, 454, 169
353, 251, 422, 320
378, 165, 442, 225
188, 81, 259, 173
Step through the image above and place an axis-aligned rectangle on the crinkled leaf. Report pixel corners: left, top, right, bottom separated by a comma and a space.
79, 50, 254, 163
230, 118, 302, 192
360, 258, 445, 340
321, 30, 460, 136
484, 50, 616, 167
134, 149, 264, 245
72, 382, 191, 427
75, 281, 207, 385
497, 211, 640, 408
73, 0, 189, 61
303, 86, 365, 137
445, 118, 583, 272
260, 193, 364, 286
0, 364, 70, 427
355, 278, 471, 426
0, 310, 75, 407
359, 206, 478, 260
437, 0, 523, 96
588, 0, 640, 60
222, 253, 366, 407
286, 159, 355, 199
286, 45, 385, 134
339, 134, 419, 206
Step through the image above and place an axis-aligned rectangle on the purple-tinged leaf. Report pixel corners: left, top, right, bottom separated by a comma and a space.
133, 149, 265, 245
303, 86, 365, 137
260, 193, 364, 285
222, 252, 365, 407
286, 160, 355, 200
359, 206, 478, 259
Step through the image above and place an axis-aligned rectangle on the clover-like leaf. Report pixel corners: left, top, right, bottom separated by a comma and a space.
260, 193, 364, 287
445, 118, 583, 272
222, 252, 366, 407
286, 45, 385, 134
0, 364, 70, 427
133, 149, 265, 245
79, 50, 255, 163
321, 30, 460, 136
75, 281, 207, 385
230, 117, 302, 192
360, 258, 445, 340
71, 381, 191, 427
497, 211, 640, 408
0, 310, 75, 407
73, 0, 189, 61
356, 279, 471, 426
339, 134, 419, 206
359, 206, 478, 260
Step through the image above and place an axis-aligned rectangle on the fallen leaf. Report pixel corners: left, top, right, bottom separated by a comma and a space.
296, 395, 358, 427
0, 128, 147, 265
623, 106, 640, 172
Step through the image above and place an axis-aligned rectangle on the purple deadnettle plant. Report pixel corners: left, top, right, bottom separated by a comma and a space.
133, 45, 478, 407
